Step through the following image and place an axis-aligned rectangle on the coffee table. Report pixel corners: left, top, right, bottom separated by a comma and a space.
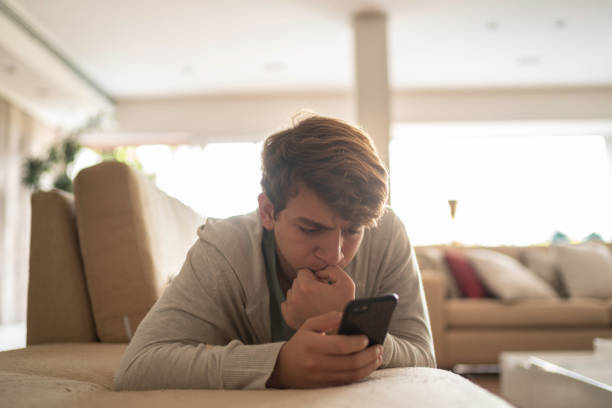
500, 342, 612, 408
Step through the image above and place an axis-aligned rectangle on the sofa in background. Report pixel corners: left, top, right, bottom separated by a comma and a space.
418, 244, 612, 369
0, 161, 509, 407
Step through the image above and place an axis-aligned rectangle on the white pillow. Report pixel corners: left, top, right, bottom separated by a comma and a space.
554, 243, 612, 299
466, 249, 557, 300
521, 248, 568, 297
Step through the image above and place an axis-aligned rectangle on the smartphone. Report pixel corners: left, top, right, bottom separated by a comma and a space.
338, 293, 399, 347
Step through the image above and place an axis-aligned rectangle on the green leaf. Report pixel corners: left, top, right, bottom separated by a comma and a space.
47, 145, 60, 163
22, 158, 50, 190
63, 137, 81, 164
53, 172, 73, 192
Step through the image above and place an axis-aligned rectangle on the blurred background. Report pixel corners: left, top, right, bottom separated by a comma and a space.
2, 0, 612, 347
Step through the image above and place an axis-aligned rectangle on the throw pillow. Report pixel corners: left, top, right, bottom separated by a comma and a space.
554, 243, 612, 299
416, 247, 462, 298
444, 250, 487, 298
520, 248, 568, 297
466, 249, 557, 300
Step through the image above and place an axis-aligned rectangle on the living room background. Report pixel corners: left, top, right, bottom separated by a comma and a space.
2, 0, 612, 379
68, 121, 612, 248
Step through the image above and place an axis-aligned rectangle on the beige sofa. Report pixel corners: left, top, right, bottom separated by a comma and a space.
0, 161, 509, 407
418, 246, 612, 369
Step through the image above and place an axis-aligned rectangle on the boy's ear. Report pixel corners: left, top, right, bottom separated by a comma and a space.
258, 193, 275, 230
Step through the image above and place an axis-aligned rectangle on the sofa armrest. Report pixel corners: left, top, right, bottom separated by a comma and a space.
74, 161, 205, 342
27, 191, 97, 345
421, 269, 447, 367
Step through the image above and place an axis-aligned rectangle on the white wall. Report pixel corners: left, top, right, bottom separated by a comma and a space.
393, 86, 612, 122
0, 97, 59, 325
100, 92, 354, 145
88, 86, 612, 146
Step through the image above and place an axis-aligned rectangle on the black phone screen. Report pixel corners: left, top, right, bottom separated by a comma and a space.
338, 293, 398, 346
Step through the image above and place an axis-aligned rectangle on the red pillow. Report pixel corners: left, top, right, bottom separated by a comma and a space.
444, 250, 487, 298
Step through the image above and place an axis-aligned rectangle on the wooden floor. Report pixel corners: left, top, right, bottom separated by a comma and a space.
462, 374, 519, 406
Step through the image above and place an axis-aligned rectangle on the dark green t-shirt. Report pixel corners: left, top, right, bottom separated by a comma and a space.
262, 229, 295, 342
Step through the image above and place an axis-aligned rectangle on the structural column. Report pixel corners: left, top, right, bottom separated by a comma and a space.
605, 135, 612, 192
353, 10, 391, 171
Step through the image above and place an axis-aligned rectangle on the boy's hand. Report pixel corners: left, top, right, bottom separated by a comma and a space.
281, 265, 355, 330
266, 312, 383, 389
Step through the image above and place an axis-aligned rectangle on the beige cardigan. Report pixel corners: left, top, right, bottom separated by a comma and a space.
113, 208, 435, 390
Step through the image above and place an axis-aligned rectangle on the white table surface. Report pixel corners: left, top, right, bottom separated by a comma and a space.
500, 350, 612, 408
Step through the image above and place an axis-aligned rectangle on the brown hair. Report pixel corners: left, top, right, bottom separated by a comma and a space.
261, 114, 388, 227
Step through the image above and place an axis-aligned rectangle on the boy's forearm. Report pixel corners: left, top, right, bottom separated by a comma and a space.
381, 332, 437, 368
114, 340, 285, 390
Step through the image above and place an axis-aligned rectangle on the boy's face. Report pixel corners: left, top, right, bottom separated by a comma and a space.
259, 185, 364, 281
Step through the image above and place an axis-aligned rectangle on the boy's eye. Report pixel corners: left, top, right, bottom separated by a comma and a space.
344, 225, 363, 235
299, 226, 320, 234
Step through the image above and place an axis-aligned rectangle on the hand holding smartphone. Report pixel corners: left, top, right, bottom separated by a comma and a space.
338, 293, 398, 346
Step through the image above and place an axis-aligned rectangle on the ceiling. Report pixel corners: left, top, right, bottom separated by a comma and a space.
4, 0, 612, 100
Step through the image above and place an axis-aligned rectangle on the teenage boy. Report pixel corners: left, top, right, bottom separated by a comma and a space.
114, 115, 435, 390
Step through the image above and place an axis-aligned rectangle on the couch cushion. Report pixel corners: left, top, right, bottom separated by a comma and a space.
74, 162, 205, 342
0, 359, 511, 407
520, 247, 568, 297
554, 243, 612, 299
0, 372, 105, 407
0, 343, 126, 388
27, 191, 97, 345
466, 249, 557, 300
416, 247, 462, 298
446, 298, 610, 328
444, 250, 487, 298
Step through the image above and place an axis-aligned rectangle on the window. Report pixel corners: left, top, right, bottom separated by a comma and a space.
390, 130, 612, 246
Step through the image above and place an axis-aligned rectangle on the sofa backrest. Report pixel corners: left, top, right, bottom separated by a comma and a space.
73, 161, 205, 342
27, 190, 97, 345
414, 245, 541, 263
415, 243, 612, 266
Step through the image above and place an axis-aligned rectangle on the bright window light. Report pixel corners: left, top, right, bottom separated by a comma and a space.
69, 147, 102, 179
390, 133, 612, 246
135, 143, 263, 218
72, 142, 263, 219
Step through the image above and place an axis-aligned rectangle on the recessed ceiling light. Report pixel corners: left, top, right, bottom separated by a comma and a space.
518, 56, 541, 66
555, 19, 567, 29
182, 65, 194, 75
264, 61, 286, 73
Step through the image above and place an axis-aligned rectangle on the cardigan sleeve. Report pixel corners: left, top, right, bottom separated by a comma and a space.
375, 210, 437, 368
113, 240, 283, 390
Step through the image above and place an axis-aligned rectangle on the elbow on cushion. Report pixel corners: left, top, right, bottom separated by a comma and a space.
112, 366, 130, 391
112, 349, 152, 391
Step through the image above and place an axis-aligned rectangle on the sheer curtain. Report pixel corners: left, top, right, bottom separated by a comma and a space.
0, 97, 59, 326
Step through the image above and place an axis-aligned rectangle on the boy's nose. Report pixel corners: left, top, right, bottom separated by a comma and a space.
315, 231, 344, 266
